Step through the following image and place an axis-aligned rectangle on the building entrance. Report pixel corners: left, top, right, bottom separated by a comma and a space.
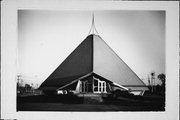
80, 77, 106, 93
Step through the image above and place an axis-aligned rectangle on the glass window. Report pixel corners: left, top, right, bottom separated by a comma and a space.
94, 79, 98, 86
94, 87, 98, 91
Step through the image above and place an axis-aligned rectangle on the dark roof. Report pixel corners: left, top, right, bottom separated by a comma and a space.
46, 35, 93, 80
40, 74, 85, 89
39, 34, 148, 91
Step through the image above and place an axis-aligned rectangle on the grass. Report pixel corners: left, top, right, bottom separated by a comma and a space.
17, 94, 165, 111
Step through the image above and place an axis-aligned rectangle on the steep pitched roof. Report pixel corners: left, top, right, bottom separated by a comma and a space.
93, 35, 146, 86
39, 34, 148, 91
39, 35, 93, 90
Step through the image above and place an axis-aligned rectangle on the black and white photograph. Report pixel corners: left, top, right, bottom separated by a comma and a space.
17, 10, 166, 111
1, 1, 179, 120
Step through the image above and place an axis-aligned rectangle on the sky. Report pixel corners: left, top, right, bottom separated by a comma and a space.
18, 10, 165, 86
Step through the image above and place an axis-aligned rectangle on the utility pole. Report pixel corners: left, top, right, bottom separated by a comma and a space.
151, 72, 155, 93
154, 76, 156, 93
17, 75, 22, 94
148, 75, 150, 86
17, 75, 22, 87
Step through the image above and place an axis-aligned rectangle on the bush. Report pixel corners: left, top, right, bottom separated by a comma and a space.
111, 89, 134, 98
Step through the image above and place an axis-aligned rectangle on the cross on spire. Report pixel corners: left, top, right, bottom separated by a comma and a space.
88, 13, 99, 35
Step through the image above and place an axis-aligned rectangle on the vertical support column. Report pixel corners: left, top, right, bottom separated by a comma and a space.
83, 82, 85, 93
92, 77, 94, 93
75, 80, 81, 93
82, 82, 84, 93
98, 79, 100, 93
101, 81, 103, 92
104, 82, 106, 93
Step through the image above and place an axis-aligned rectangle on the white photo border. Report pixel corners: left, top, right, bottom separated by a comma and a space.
1, 0, 179, 120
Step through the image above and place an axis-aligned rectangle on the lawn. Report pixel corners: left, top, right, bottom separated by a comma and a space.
17, 94, 165, 111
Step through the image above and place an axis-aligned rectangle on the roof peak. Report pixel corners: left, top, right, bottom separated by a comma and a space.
87, 33, 100, 39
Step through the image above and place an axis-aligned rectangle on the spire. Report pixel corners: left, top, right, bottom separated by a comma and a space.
88, 13, 99, 35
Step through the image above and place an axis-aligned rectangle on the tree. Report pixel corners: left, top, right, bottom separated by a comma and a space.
157, 73, 165, 86
157, 73, 165, 94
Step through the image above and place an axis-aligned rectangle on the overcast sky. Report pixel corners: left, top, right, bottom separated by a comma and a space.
18, 10, 165, 85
